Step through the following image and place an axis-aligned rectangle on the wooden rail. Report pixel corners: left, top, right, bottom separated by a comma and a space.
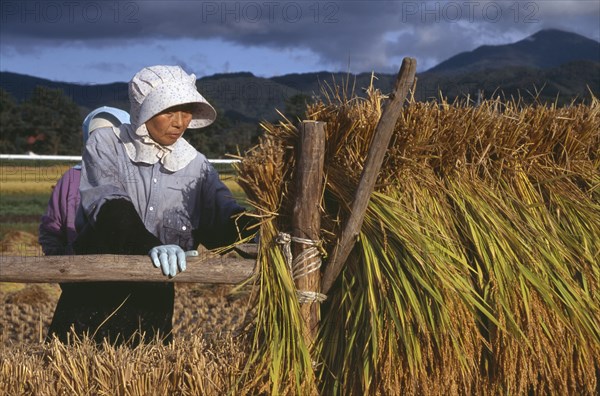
0, 245, 257, 284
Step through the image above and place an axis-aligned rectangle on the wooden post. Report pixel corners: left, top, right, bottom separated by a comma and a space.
321, 57, 417, 294
0, 253, 255, 284
292, 120, 326, 343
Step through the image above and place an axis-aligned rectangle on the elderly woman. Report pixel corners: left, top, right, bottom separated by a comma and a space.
47, 66, 255, 345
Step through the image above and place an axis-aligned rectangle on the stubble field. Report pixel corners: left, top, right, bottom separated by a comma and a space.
0, 163, 251, 347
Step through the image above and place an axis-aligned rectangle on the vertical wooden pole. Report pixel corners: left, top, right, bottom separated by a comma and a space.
321, 57, 417, 294
292, 120, 326, 343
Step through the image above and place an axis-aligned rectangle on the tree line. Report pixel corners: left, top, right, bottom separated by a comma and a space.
0, 86, 312, 158
1, 87, 82, 155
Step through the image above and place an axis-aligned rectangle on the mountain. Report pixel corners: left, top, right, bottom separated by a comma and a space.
1, 29, 598, 156
419, 60, 599, 104
0, 71, 297, 123
271, 72, 397, 99
0, 71, 397, 124
427, 29, 600, 74
0, 71, 129, 110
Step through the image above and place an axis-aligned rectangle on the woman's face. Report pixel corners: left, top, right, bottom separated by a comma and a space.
146, 104, 194, 146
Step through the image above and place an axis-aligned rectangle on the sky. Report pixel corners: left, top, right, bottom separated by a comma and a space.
1, 0, 599, 84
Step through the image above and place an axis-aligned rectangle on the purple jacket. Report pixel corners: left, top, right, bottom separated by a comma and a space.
39, 167, 81, 255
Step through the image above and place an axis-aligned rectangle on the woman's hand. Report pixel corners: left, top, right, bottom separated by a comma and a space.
149, 245, 199, 277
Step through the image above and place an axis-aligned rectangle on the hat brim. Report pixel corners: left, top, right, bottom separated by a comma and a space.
137, 81, 216, 129
82, 106, 131, 144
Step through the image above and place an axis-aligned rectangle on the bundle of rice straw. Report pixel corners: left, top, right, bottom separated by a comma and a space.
235, 80, 600, 395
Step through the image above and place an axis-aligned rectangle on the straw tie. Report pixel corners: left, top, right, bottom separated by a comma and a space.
276, 232, 327, 303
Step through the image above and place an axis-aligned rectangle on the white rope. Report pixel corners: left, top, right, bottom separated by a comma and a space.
297, 290, 327, 304
276, 232, 327, 303
275, 232, 293, 273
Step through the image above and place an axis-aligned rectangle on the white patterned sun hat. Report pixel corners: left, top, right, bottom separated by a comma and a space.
128, 65, 216, 129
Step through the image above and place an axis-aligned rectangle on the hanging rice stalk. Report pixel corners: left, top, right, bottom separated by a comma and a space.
234, 130, 317, 394
236, 78, 600, 395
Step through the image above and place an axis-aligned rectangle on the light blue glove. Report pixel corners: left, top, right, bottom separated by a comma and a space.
148, 245, 199, 277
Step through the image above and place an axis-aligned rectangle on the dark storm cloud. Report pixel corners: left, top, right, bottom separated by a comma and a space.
1, 1, 598, 72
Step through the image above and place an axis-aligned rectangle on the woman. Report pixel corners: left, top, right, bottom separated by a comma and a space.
39, 107, 130, 256
47, 65, 255, 345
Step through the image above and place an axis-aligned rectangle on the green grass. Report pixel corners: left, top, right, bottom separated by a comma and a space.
0, 193, 50, 217
0, 193, 49, 239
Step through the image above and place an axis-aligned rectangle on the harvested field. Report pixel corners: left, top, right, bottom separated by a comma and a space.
0, 232, 252, 347
0, 231, 257, 395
